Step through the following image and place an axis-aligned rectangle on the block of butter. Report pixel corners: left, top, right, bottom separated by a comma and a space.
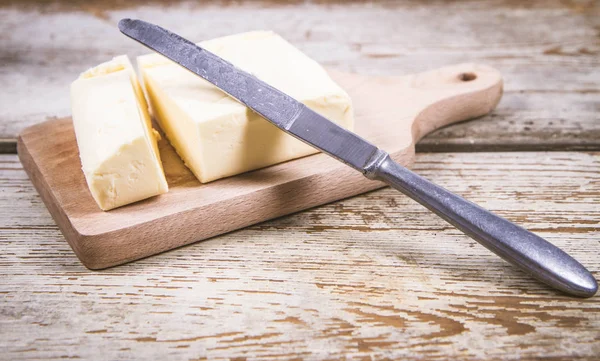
138, 31, 354, 183
70, 56, 168, 210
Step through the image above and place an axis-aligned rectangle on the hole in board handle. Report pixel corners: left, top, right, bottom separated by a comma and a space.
458, 72, 477, 82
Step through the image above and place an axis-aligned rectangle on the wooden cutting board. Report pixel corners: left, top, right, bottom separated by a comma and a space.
17, 63, 502, 269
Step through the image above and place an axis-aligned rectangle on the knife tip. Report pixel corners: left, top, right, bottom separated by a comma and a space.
118, 18, 134, 33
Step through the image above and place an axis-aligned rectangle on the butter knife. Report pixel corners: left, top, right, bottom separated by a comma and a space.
118, 19, 597, 297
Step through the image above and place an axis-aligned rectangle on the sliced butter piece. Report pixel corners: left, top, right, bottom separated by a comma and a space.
138, 30, 354, 183
71, 55, 168, 211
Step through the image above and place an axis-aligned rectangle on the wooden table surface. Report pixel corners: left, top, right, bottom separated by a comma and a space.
1, 1, 599, 360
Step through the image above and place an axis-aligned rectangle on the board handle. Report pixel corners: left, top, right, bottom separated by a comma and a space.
368, 153, 598, 298
408, 63, 504, 143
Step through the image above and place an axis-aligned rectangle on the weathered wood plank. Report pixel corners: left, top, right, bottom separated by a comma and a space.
1, 152, 599, 360
1, 0, 599, 152
418, 91, 600, 152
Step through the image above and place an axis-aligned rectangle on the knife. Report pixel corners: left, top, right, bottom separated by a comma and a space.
118, 19, 597, 298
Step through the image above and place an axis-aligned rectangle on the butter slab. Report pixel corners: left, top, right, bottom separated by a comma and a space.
138, 31, 354, 183
71, 56, 168, 210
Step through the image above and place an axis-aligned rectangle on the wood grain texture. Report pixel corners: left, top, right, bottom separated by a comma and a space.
2, 151, 599, 360
17, 64, 502, 269
3, 1, 599, 359
1, 0, 599, 152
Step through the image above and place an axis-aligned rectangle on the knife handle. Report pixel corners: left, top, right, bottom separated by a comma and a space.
370, 153, 597, 297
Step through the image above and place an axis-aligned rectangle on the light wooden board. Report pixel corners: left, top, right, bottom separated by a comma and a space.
1, 0, 599, 153
17, 64, 503, 269
1, 151, 599, 360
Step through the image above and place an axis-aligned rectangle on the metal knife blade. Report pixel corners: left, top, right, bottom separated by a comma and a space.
118, 19, 597, 297
118, 18, 380, 173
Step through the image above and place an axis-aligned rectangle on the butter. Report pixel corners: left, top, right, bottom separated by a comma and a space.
71, 55, 168, 210
138, 31, 354, 183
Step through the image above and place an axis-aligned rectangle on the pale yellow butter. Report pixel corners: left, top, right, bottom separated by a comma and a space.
70, 56, 168, 210
138, 31, 354, 183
